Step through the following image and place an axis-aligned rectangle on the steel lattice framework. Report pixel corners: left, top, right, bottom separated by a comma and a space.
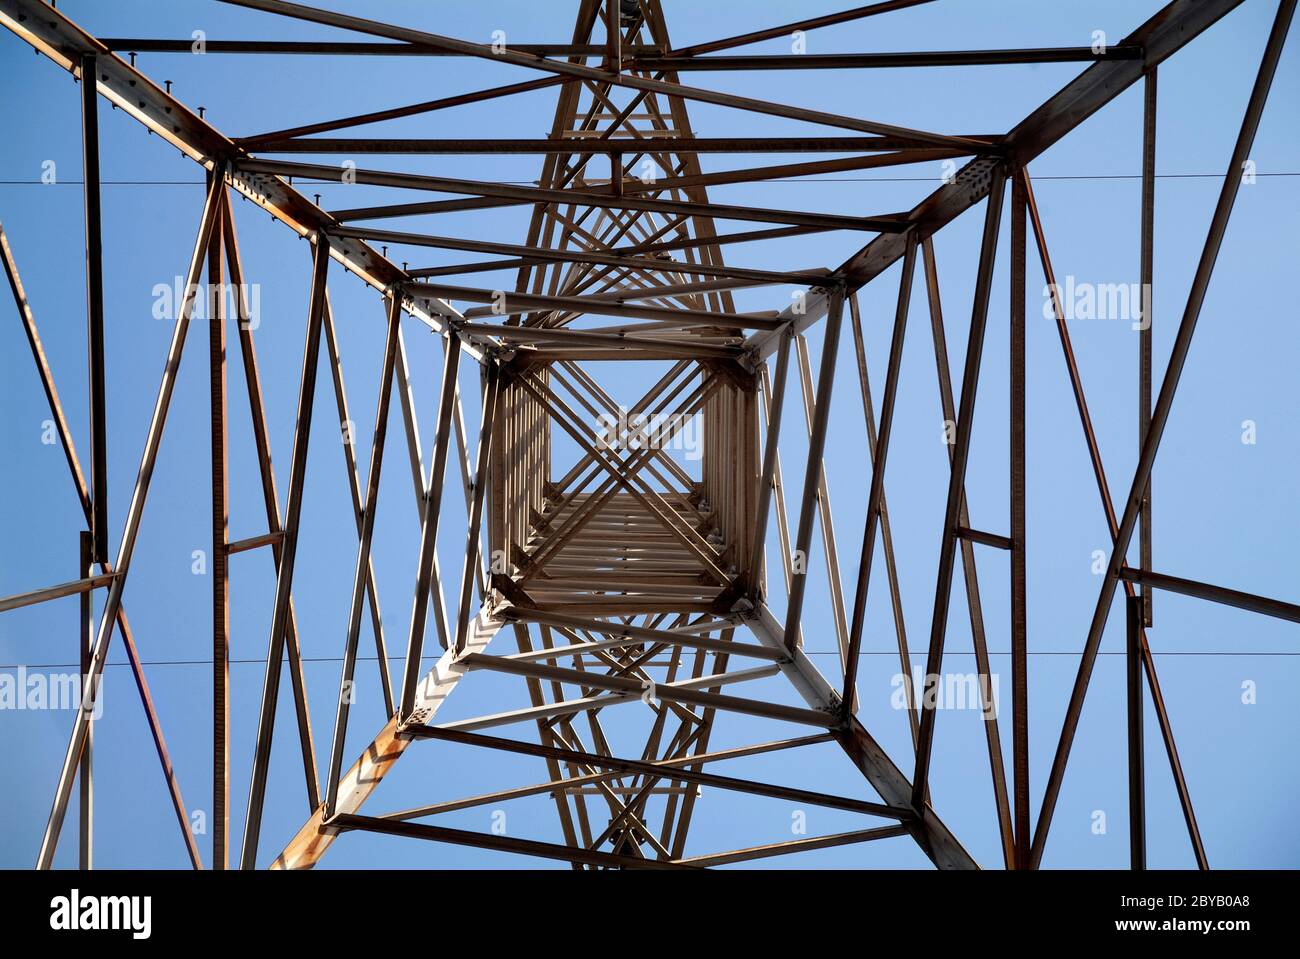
1, 0, 1294, 870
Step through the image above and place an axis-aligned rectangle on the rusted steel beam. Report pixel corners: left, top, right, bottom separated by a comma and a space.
454, 369, 500, 655
1119, 567, 1300, 625
1009, 172, 1029, 869
916, 242, 1016, 839
640, 47, 1141, 71
1140, 71, 1158, 627
223, 199, 322, 814
208, 182, 231, 870
846, 292, 914, 745
677, 825, 910, 867
239, 233, 332, 869
323, 293, 405, 818
78, 531, 93, 870
320, 295, 395, 717
398, 331, 464, 716
79, 54, 108, 565
0, 573, 117, 613
1127, 594, 1146, 871
841, 234, 916, 704
248, 135, 976, 154
666, 0, 935, 58
746, 325, 792, 596
912, 172, 1006, 808
103, 38, 649, 56
781, 289, 844, 651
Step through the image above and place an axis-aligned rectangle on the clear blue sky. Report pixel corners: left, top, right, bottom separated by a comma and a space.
1, 0, 1297, 869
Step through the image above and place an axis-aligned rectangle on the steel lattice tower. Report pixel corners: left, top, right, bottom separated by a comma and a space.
1, 0, 1294, 870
